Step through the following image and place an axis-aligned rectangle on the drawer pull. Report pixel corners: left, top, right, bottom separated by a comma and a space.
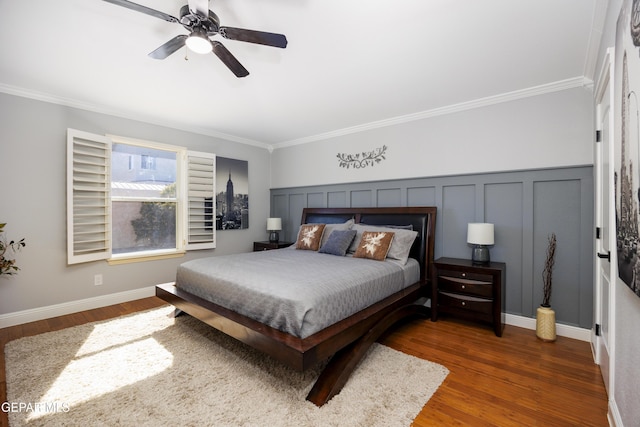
461, 273, 466, 277
461, 285, 466, 289
461, 301, 466, 306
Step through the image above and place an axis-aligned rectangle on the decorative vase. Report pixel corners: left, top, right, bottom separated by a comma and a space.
536, 306, 557, 342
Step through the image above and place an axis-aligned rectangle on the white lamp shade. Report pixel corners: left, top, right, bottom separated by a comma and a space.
467, 223, 494, 245
267, 218, 282, 231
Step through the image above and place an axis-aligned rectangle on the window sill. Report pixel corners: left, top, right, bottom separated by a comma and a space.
108, 250, 186, 265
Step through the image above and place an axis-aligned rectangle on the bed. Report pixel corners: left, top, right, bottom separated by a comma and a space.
156, 206, 437, 406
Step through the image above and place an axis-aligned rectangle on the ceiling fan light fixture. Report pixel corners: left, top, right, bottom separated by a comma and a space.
186, 30, 212, 54
102, 0, 287, 76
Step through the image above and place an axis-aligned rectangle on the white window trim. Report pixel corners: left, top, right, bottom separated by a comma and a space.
67, 129, 216, 265
109, 134, 184, 259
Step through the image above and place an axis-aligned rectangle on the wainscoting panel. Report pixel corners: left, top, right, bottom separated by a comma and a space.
351, 190, 373, 207
485, 182, 525, 313
271, 193, 288, 225
533, 179, 585, 326
327, 191, 347, 208
377, 188, 402, 207
441, 185, 476, 258
271, 166, 594, 327
307, 192, 324, 208
407, 186, 436, 206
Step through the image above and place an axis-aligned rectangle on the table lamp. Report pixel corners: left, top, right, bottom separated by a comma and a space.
267, 218, 282, 243
467, 223, 494, 265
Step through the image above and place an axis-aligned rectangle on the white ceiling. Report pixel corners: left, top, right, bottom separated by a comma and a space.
0, 0, 604, 149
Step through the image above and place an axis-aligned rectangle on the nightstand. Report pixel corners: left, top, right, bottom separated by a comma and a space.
431, 257, 506, 337
253, 241, 293, 251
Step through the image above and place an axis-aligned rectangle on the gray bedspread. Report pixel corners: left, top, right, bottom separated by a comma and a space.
175, 249, 420, 338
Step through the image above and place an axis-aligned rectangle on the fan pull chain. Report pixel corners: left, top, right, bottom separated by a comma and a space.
184, 47, 189, 61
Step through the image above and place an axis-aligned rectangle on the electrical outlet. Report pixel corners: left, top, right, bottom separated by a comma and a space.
94, 274, 103, 286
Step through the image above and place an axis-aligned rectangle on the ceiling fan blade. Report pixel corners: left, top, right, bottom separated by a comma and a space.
220, 27, 288, 49
211, 41, 249, 77
102, 0, 179, 24
188, 0, 209, 18
148, 35, 188, 59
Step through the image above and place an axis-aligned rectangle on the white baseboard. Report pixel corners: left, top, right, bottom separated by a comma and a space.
0, 286, 156, 329
505, 313, 592, 342
608, 398, 623, 427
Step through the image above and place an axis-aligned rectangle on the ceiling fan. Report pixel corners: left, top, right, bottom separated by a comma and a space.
102, 0, 288, 77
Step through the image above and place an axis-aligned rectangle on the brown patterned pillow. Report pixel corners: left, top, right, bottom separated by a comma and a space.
295, 224, 326, 251
353, 231, 395, 261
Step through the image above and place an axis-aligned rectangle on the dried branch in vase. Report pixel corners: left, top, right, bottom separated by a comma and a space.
542, 233, 556, 307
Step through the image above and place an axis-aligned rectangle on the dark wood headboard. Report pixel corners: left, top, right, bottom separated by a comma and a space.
301, 207, 437, 284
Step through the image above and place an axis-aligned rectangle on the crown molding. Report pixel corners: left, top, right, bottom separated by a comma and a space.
272, 77, 592, 149
1, 77, 592, 152
0, 83, 270, 150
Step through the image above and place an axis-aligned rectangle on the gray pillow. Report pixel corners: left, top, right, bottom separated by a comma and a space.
320, 219, 355, 247
284, 219, 355, 250
319, 229, 357, 256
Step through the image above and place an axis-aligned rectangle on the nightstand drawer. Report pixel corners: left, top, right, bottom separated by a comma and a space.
437, 269, 493, 283
431, 257, 506, 337
438, 275, 493, 298
439, 292, 493, 315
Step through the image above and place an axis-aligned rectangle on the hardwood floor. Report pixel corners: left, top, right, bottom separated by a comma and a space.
380, 316, 609, 426
0, 297, 608, 426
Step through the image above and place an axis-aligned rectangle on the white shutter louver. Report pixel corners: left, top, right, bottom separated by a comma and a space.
185, 151, 216, 250
67, 129, 112, 264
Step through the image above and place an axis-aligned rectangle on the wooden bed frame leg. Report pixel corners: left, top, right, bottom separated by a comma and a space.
306, 302, 430, 406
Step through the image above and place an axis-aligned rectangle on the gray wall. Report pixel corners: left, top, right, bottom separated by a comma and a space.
271, 87, 593, 189
0, 92, 271, 315
272, 165, 594, 328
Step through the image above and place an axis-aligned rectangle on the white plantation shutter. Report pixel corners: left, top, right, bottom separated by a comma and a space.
185, 151, 216, 250
67, 129, 112, 264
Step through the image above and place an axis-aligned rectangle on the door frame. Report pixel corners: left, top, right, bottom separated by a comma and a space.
593, 47, 615, 396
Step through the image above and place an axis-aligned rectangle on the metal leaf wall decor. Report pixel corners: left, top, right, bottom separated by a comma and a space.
337, 145, 387, 169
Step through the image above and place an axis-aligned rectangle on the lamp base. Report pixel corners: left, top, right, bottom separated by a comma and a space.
471, 245, 490, 265
269, 231, 279, 243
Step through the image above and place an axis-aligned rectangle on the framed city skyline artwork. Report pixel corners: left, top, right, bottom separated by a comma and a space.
615, 0, 640, 298
215, 156, 249, 230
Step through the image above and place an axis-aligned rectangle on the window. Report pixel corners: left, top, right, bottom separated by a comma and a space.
111, 143, 177, 255
140, 154, 156, 170
67, 129, 216, 265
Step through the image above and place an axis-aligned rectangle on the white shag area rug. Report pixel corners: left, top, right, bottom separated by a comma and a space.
5, 306, 448, 427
